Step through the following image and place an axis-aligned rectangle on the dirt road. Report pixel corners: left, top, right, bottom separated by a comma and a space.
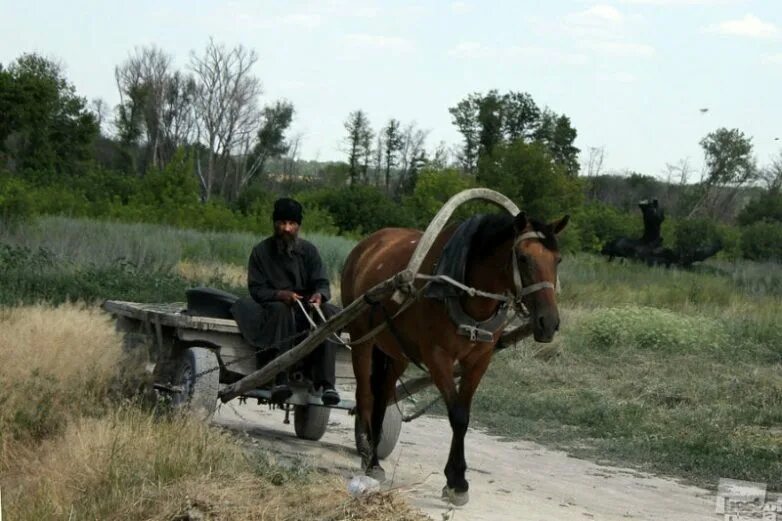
215, 400, 717, 521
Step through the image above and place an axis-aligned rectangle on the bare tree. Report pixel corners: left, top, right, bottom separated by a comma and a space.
115, 46, 172, 172
584, 146, 605, 178
160, 71, 197, 164
759, 150, 782, 193
89, 98, 110, 135
396, 122, 428, 195
190, 38, 262, 201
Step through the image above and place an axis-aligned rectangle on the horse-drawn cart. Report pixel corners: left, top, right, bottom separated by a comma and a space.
102, 277, 410, 458
101, 188, 554, 504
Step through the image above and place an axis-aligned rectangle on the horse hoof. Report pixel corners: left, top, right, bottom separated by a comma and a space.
366, 465, 386, 482
441, 486, 469, 506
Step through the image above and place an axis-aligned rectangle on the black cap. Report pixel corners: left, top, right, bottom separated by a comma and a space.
272, 198, 303, 224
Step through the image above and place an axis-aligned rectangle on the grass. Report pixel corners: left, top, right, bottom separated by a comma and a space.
0, 215, 356, 278
472, 254, 782, 491
0, 302, 426, 521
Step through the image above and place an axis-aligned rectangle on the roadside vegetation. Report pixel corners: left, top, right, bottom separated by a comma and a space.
0, 302, 426, 521
474, 254, 782, 490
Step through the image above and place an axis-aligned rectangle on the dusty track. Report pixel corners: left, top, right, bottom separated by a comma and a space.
215, 400, 717, 521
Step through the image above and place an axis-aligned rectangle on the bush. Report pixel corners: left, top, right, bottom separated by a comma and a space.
572, 305, 728, 353
570, 203, 638, 252
673, 218, 722, 256
740, 222, 782, 261
297, 185, 412, 235
0, 175, 34, 225
737, 190, 782, 226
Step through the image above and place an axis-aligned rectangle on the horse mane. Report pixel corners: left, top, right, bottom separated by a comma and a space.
467, 213, 559, 264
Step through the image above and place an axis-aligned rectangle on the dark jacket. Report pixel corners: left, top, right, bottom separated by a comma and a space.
247, 236, 331, 304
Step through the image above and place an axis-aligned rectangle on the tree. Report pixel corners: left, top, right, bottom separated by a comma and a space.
448, 95, 480, 174
238, 100, 294, 195
502, 91, 540, 141
114, 46, 173, 173
344, 110, 372, 185
382, 118, 403, 193
689, 127, 757, 219
477, 140, 583, 219
190, 38, 262, 201
160, 71, 197, 164
449, 90, 579, 176
0, 53, 98, 175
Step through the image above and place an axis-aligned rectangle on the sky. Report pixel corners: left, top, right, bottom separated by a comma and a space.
1, 0, 780, 178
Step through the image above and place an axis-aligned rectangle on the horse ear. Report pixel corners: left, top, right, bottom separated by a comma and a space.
552, 214, 570, 235
514, 211, 528, 232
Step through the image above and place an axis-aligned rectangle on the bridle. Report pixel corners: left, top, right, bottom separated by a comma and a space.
511, 230, 558, 312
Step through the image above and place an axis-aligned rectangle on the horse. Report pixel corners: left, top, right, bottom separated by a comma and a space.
340, 210, 568, 505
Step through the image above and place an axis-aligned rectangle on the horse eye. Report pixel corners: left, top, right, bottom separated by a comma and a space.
557, 257, 563, 265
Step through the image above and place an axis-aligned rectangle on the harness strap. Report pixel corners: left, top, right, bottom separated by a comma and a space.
376, 301, 427, 372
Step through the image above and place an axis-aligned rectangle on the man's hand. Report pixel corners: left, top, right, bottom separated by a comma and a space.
277, 290, 302, 305
308, 293, 323, 306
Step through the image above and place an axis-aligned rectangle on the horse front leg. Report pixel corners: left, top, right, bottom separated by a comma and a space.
440, 344, 494, 506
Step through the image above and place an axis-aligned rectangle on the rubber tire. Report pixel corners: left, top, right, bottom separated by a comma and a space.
293, 405, 331, 441
171, 347, 220, 421
354, 404, 403, 460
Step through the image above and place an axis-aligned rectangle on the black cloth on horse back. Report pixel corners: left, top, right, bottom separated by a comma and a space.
424, 215, 486, 301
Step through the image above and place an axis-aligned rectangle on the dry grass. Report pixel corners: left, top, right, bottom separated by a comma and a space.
3, 408, 428, 521
0, 303, 124, 454
0, 302, 121, 382
175, 260, 247, 289
0, 303, 426, 520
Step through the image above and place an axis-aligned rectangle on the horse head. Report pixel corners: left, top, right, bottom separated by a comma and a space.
513, 212, 569, 342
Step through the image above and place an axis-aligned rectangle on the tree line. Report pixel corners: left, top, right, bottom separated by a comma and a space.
2, 41, 782, 261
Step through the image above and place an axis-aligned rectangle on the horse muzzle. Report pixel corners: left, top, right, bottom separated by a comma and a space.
532, 309, 560, 343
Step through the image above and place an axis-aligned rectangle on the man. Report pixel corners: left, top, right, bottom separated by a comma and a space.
246, 197, 340, 406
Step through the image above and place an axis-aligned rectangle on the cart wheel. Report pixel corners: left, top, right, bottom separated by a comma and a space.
293, 405, 331, 441
171, 347, 220, 421
354, 403, 403, 460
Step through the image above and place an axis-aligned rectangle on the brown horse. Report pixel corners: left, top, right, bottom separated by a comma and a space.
340, 211, 568, 505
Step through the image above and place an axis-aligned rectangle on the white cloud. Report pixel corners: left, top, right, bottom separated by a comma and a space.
447, 41, 494, 59
279, 13, 323, 29
567, 4, 625, 27
450, 2, 471, 15
561, 4, 654, 60
608, 71, 637, 83
706, 14, 779, 39
343, 33, 414, 54
448, 42, 589, 65
590, 41, 656, 57
621, 0, 739, 4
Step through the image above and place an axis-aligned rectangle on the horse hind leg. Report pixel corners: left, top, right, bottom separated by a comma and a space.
364, 345, 394, 481
353, 343, 375, 475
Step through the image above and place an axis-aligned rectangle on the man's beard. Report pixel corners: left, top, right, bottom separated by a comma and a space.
275, 233, 297, 257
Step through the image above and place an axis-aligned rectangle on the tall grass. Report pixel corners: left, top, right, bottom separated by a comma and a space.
0, 303, 426, 521
0, 216, 356, 277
